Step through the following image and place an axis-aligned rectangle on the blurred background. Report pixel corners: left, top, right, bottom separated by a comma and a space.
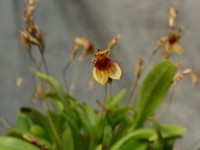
0, 0, 200, 149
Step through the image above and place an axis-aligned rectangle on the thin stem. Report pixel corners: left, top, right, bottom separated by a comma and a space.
42, 100, 61, 145
165, 85, 177, 111
146, 48, 159, 69
109, 83, 112, 98
68, 60, 81, 94
104, 83, 108, 105
0, 115, 10, 130
62, 60, 72, 92
41, 54, 49, 75
128, 79, 139, 104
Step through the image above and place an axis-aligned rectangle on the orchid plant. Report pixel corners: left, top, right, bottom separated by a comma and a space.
0, 1, 199, 150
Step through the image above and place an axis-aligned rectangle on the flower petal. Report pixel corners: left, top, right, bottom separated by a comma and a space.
173, 43, 183, 55
93, 67, 108, 85
165, 42, 174, 54
95, 49, 110, 57
108, 62, 122, 80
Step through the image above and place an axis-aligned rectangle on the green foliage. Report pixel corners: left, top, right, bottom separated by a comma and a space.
133, 60, 176, 129
0, 59, 188, 150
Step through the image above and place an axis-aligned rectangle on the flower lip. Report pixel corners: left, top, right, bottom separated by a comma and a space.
94, 57, 112, 71
169, 33, 180, 44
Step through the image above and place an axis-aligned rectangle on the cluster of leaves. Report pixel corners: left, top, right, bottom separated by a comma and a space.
0, 1, 193, 150
0, 60, 186, 150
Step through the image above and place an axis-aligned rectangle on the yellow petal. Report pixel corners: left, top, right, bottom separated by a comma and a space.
165, 42, 174, 54
173, 43, 183, 55
93, 67, 108, 85
95, 49, 110, 57
108, 62, 122, 80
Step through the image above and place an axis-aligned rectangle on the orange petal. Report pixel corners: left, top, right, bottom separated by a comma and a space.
174, 43, 183, 55
93, 67, 108, 85
108, 62, 122, 80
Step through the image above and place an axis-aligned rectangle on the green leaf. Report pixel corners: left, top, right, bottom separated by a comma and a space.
62, 113, 82, 150
149, 125, 187, 141
34, 72, 73, 115
17, 112, 30, 133
102, 125, 112, 149
94, 144, 102, 150
82, 103, 98, 127
133, 60, 176, 129
111, 139, 148, 150
107, 106, 132, 127
30, 125, 45, 138
21, 108, 54, 142
62, 128, 74, 150
106, 89, 126, 109
75, 106, 96, 150
0, 136, 40, 150
34, 72, 66, 103
111, 128, 153, 150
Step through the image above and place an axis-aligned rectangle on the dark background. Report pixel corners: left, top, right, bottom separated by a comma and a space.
1, 0, 200, 149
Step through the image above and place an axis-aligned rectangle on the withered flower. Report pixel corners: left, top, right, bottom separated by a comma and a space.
169, 6, 177, 29
21, 0, 45, 55
93, 49, 122, 85
107, 34, 121, 50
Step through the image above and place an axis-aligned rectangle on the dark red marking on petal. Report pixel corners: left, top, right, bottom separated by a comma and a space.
94, 56, 114, 71
169, 34, 180, 44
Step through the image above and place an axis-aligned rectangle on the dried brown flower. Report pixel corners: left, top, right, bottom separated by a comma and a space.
16, 77, 24, 87
169, 6, 177, 29
134, 57, 144, 80
70, 37, 94, 61
173, 69, 200, 87
107, 34, 121, 50
21, 0, 45, 55
33, 82, 44, 102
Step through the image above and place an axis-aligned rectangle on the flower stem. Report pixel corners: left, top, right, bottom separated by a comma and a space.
41, 54, 49, 75
69, 60, 81, 94
0, 115, 10, 130
42, 100, 61, 145
128, 79, 139, 104
62, 60, 72, 92
104, 83, 108, 105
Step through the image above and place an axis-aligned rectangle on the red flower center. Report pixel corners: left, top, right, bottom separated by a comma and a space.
94, 56, 112, 70
169, 34, 179, 44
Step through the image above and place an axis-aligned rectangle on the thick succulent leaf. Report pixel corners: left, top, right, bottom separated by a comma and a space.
133, 60, 176, 129
0, 136, 40, 150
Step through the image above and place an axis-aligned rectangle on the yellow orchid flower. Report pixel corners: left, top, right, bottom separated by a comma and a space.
93, 49, 122, 85
159, 32, 183, 55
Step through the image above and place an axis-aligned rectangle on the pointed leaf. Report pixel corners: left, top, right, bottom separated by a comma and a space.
133, 60, 176, 129
0, 136, 40, 150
